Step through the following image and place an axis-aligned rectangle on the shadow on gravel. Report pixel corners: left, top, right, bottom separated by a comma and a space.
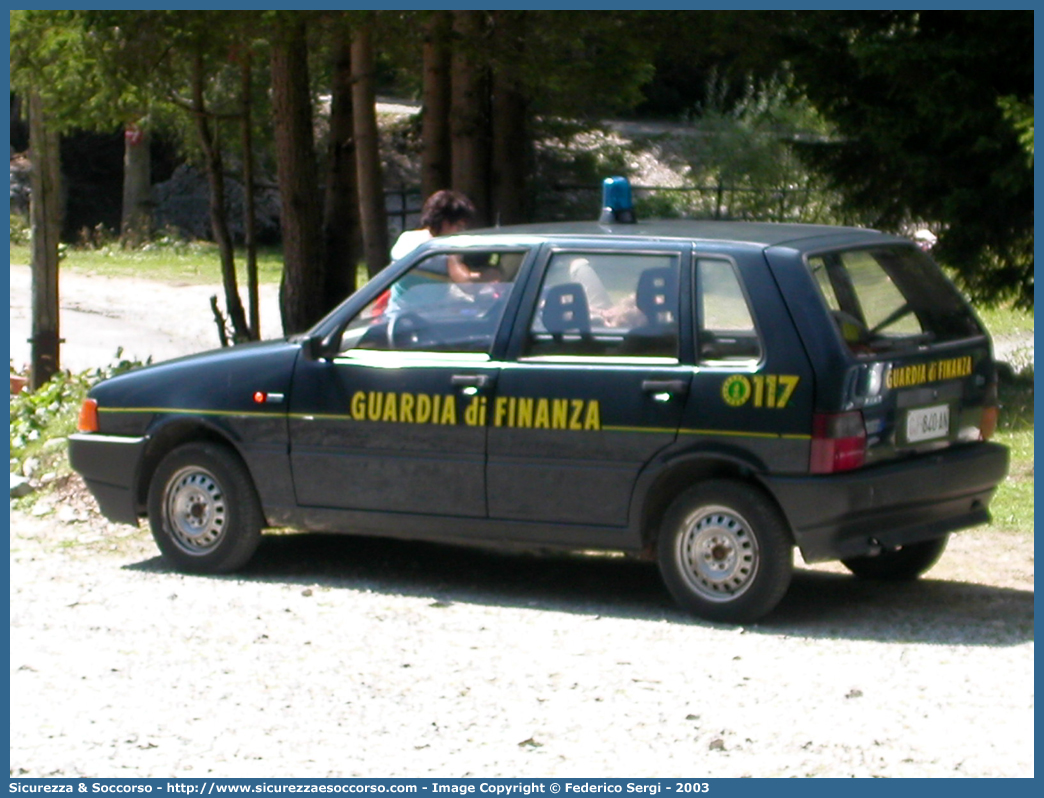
126, 531, 1033, 646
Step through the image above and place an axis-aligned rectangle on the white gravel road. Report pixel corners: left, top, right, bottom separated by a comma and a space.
8, 510, 1035, 778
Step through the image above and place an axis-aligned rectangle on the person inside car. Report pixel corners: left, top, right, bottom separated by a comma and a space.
391, 189, 476, 261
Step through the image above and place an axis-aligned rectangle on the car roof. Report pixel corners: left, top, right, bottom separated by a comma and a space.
457, 219, 893, 249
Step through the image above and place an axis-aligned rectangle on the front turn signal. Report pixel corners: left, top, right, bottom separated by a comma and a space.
78, 398, 99, 433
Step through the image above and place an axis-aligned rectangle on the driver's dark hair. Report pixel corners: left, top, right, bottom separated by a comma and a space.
420, 190, 476, 235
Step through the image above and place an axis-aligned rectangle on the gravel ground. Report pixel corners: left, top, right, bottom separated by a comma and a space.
9, 500, 1034, 779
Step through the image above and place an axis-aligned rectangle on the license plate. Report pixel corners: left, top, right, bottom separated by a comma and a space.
906, 404, 951, 443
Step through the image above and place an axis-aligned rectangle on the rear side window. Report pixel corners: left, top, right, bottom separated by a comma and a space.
807, 246, 983, 355
524, 252, 680, 361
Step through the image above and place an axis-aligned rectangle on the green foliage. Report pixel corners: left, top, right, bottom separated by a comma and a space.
998, 369, 1033, 433
787, 10, 1034, 308
9, 350, 151, 484
11, 9, 1034, 315
991, 369, 1034, 535
10, 214, 30, 246
999, 95, 1034, 168
634, 72, 861, 225
976, 302, 1034, 340
688, 71, 828, 181
517, 13, 656, 119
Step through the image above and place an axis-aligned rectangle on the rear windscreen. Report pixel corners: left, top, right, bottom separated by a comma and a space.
806, 246, 983, 355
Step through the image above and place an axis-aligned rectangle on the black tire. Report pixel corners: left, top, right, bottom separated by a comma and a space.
841, 535, 949, 581
657, 480, 793, 624
147, 442, 263, 574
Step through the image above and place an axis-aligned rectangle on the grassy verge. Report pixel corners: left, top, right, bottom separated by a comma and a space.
988, 370, 1034, 535
976, 303, 1035, 338
10, 240, 285, 286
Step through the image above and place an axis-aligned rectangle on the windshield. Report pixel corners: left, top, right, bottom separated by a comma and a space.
807, 246, 983, 355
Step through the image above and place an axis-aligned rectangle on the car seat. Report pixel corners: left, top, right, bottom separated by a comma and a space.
621, 267, 679, 356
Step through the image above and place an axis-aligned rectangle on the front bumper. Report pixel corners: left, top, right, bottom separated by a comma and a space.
762, 441, 1010, 562
68, 433, 148, 526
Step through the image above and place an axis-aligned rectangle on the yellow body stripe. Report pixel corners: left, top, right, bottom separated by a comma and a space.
98, 407, 810, 440
100, 407, 272, 418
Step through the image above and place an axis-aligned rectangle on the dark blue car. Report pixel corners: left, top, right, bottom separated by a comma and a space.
70, 185, 1008, 622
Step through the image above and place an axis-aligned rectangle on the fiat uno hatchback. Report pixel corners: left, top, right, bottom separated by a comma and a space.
70, 178, 1008, 622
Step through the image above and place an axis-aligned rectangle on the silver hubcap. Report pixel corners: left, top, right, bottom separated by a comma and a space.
164, 466, 227, 555
675, 505, 759, 601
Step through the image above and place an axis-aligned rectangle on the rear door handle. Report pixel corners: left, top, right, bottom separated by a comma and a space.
642, 379, 689, 396
451, 374, 491, 390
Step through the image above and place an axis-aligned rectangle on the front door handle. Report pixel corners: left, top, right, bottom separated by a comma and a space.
451, 374, 491, 390
642, 379, 689, 396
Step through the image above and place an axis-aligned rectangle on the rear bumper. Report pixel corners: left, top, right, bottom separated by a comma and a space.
68, 433, 148, 526
762, 442, 1009, 562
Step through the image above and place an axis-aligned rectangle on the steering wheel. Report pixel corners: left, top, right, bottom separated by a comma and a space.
386, 311, 431, 349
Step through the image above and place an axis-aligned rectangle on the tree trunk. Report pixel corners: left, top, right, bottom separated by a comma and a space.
323, 21, 362, 310
450, 10, 490, 226
351, 22, 389, 280
28, 90, 61, 389
120, 121, 151, 248
241, 50, 260, 340
191, 53, 249, 343
421, 11, 452, 199
490, 11, 530, 226
271, 20, 326, 334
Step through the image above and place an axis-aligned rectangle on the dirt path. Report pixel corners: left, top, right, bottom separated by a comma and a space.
9, 264, 285, 372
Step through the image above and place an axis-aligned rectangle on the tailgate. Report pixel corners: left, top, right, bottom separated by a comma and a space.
780, 242, 997, 466
860, 342, 994, 464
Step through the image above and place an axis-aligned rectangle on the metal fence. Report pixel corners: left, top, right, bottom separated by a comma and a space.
542, 182, 840, 225
383, 180, 845, 233
384, 186, 424, 238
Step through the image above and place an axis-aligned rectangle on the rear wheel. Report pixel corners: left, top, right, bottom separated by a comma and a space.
657, 480, 793, 624
841, 535, 949, 580
147, 442, 263, 573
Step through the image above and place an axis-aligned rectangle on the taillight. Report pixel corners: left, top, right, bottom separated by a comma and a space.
979, 406, 999, 440
78, 399, 99, 433
810, 411, 866, 474
979, 376, 999, 440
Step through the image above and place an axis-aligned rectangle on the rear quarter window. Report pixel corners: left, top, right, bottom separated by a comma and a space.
696, 258, 762, 364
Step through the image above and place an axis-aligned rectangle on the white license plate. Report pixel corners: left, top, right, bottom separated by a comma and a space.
906, 404, 951, 443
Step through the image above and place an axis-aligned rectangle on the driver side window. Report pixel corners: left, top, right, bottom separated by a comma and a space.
339, 250, 525, 354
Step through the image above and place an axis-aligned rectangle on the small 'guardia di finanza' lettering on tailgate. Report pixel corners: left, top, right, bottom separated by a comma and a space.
349, 391, 602, 430
886, 355, 974, 389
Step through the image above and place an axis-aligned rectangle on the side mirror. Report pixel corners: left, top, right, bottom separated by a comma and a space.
302, 333, 337, 361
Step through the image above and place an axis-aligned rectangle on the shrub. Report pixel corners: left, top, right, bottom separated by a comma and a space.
10, 213, 30, 245
10, 350, 152, 485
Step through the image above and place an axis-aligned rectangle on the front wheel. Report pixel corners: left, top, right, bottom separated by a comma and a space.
657, 480, 793, 624
841, 535, 949, 580
147, 442, 263, 573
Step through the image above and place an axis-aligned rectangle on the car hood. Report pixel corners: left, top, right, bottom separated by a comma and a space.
88, 339, 303, 413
